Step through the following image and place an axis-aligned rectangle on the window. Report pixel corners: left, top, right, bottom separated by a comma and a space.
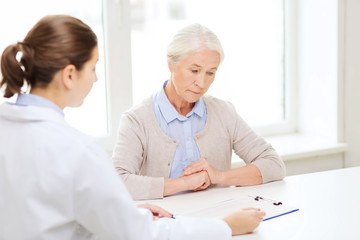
0, 0, 107, 137
130, 0, 290, 135
1, 0, 340, 157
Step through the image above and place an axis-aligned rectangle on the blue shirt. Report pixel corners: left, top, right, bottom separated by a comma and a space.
16, 93, 64, 117
152, 81, 207, 178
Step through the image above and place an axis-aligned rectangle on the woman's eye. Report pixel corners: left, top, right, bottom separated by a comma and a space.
191, 69, 198, 73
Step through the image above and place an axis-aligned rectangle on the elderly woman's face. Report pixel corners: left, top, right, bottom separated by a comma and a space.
169, 48, 220, 103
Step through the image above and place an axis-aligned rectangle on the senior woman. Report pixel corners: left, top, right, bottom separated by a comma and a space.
112, 23, 286, 200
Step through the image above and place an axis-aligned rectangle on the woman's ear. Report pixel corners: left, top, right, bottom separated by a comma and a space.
61, 64, 76, 89
168, 61, 174, 72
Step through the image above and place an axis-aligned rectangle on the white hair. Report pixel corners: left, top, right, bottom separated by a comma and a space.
166, 23, 224, 65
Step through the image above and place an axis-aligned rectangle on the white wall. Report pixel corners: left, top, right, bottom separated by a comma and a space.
343, 0, 360, 167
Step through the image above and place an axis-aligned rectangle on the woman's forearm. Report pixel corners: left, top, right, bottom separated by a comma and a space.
163, 178, 188, 196
164, 171, 210, 196
216, 164, 263, 186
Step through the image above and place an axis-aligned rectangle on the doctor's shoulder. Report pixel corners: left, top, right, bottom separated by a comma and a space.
51, 120, 107, 160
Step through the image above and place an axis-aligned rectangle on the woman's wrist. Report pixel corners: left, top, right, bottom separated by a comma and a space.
164, 178, 188, 196
211, 170, 225, 185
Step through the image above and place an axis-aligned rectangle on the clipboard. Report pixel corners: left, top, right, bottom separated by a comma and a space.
178, 195, 299, 221
246, 195, 299, 221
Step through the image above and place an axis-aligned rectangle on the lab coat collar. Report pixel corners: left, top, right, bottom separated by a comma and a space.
0, 103, 66, 124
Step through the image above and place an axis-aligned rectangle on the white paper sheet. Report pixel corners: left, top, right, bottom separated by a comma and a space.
177, 195, 299, 221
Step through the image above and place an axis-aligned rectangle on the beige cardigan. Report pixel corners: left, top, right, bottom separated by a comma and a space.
112, 95, 286, 200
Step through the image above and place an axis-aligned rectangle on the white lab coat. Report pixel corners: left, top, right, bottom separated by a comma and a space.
0, 103, 231, 240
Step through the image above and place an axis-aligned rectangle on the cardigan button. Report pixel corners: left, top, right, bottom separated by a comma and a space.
168, 163, 171, 166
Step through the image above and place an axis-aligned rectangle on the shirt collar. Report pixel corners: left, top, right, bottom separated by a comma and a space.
157, 81, 206, 123
16, 93, 64, 117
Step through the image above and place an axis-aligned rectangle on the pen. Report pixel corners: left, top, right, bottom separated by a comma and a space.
171, 215, 176, 219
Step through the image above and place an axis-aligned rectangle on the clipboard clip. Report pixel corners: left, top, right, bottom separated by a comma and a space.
254, 195, 283, 206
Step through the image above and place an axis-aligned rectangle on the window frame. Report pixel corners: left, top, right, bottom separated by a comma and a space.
256, 0, 298, 137
99, 0, 134, 153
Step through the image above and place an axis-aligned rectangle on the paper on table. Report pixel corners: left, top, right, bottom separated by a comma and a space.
177, 195, 299, 221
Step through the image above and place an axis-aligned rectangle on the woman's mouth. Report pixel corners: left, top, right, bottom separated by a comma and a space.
189, 90, 200, 95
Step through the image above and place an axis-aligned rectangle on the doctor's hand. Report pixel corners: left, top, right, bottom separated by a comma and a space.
181, 170, 211, 191
222, 208, 265, 235
181, 158, 222, 185
137, 202, 174, 219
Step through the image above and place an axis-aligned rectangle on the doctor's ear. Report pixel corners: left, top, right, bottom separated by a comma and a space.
61, 64, 77, 89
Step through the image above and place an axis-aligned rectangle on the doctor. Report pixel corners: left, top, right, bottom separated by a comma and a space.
0, 15, 265, 239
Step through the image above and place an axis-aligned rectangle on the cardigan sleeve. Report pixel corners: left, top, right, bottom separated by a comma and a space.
227, 102, 286, 183
112, 112, 165, 200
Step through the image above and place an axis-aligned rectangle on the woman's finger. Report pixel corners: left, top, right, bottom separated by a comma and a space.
183, 163, 205, 175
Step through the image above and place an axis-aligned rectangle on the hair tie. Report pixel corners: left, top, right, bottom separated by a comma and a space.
16, 43, 25, 72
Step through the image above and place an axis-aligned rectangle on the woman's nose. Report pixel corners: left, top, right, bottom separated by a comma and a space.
195, 74, 206, 88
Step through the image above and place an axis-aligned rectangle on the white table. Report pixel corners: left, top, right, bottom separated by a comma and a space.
144, 167, 360, 239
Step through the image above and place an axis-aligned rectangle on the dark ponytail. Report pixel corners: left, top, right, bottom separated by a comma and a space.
0, 42, 32, 98
0, 15, 97, 98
